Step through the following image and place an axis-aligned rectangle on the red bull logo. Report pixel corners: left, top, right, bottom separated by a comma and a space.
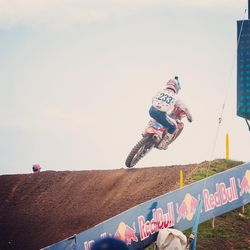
237, 170, 250, 196
114, 222, 138, 245
176, 193, 198, 223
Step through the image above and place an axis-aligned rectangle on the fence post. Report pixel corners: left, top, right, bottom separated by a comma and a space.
180, 170, 183, 188
212, 217, 215, 229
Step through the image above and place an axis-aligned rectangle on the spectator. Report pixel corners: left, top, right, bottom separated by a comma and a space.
32, 164, 41, 173
92, 237, 129, 250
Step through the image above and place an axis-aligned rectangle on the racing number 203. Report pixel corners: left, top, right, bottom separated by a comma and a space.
157, 93, 173, 104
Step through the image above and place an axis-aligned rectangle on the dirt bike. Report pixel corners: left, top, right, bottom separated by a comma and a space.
125, 105, 190, 168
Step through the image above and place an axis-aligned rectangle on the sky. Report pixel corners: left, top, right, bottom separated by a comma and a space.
0, 0, 249, 175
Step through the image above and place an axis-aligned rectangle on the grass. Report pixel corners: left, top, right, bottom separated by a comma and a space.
145, 159, 249, 250
189, 159, 244, 183
187, 205, 250, 249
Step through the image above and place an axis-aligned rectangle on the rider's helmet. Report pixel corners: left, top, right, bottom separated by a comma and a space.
166, 76, 181, 94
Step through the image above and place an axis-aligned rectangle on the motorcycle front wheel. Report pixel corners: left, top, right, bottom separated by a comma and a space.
125, 136, 155, 168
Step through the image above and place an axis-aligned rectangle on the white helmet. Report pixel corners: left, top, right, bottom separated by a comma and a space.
166, 76, 181, 93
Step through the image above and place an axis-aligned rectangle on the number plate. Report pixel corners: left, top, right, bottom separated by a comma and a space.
152, 123, 163, 130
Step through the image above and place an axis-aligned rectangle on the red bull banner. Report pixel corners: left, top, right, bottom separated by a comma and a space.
42, 163, 250, 250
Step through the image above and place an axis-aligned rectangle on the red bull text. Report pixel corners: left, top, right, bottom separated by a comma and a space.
138, 202, 174, 241
203, 177, 238, 212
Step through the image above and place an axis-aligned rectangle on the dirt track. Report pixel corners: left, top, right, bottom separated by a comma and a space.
0, 163, 199, 250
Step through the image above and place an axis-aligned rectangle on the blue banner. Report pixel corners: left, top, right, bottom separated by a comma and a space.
43, 163, 250, 250
44, 235, 77, 250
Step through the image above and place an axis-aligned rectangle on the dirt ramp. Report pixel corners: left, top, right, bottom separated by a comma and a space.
0, 164, 197, 250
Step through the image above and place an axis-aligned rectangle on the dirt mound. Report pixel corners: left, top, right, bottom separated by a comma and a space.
0, 164, 198, 250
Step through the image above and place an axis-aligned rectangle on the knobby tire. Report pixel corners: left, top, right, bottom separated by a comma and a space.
125, 136, 154, 168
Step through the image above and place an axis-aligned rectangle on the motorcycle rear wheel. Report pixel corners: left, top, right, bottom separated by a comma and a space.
125, 136, 155, 168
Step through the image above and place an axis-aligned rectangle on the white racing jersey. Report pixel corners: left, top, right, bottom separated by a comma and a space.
174, 99, 192, 121
152, 88, 177, 114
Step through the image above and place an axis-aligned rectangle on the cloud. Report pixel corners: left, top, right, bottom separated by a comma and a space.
175, 0, 244, 8
0, 0, 109, 28
0, 0, 245, 29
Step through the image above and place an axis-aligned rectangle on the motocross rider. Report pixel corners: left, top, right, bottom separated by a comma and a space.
149, 76, 192, 139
